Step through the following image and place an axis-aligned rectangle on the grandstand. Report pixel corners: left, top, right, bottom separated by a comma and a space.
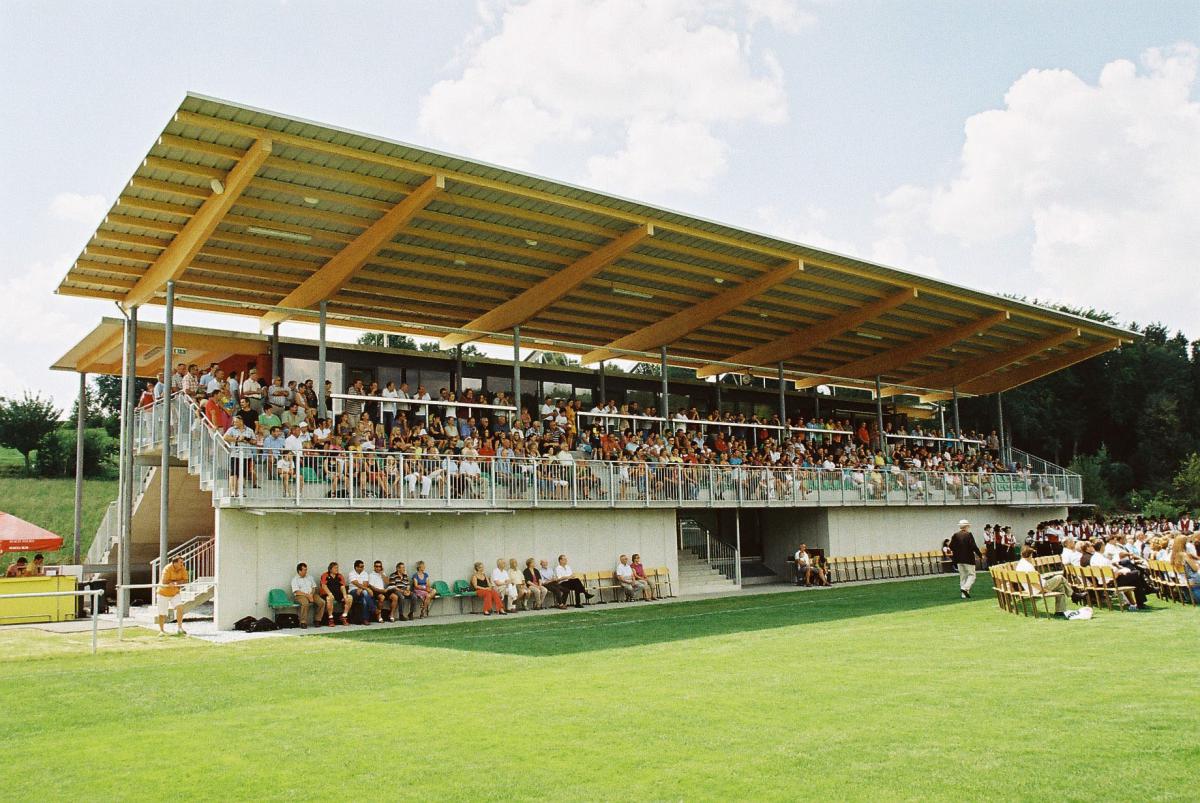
50, 94, 1136, 629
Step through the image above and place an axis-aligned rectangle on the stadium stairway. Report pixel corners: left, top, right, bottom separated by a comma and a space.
676, 550, 739, 595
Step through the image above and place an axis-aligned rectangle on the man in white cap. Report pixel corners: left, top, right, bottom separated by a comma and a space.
949, 519, 982, 599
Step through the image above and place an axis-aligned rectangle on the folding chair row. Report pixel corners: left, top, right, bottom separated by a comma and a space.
1062, 564, 1136, 611
826, 551, 943, 584
989, 568, 1065, 618
1145, 560, 1197, 605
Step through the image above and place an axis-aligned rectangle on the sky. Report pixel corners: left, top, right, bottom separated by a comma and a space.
1, 0, 1197, 407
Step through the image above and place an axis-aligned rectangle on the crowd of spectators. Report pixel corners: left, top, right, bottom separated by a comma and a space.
142, 360, 1039, 504
954, 516, 1200, 610
289, 552, 657, 627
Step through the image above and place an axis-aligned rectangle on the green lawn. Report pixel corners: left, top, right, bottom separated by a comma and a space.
0, 578, 1195, 800
0, 475, 118, 566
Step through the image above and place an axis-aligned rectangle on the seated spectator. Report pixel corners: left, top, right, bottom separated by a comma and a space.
795, 544, 829, 587
522, 557, 549, 610
539, 558, 566, 608
291, 562, 326, 628
4, 556, 28, 577
347, 559, 377, 625
630, 554, 657, 600
1080, 543, 1149, 610
615, 554, 652, 601
368, 560, 396, 623
1170, 535, 1200, 603
389, 562, 417, 621
1014, 546, 1069, 616
470, 561, 506, 615
411, 561, 436, 618
491, 558, 518, 612
507, 558, 532, 611
553, 554, 594, 608
319, 562, 351, 626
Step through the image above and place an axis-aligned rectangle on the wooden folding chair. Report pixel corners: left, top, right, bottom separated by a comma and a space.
655, 567, 673, 597
1014, 570, 1065, 618
595, 570, 620, 603
988, 568, 1012, 613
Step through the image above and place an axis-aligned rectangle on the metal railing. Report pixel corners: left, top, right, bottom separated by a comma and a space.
86, 500, 120, 565
1010, 447, 1071, 477
131, 395, 1083, 512
678, 519, 739, 583
150, 535, 215, 599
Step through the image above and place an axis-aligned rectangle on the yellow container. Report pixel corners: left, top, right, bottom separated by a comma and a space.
0, 575, 78, 624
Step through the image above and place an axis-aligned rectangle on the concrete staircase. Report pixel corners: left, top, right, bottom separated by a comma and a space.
676, 550, 739, 595
175, 578, 215, 615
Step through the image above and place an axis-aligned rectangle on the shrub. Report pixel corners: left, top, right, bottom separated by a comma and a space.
35, 427, 117, 478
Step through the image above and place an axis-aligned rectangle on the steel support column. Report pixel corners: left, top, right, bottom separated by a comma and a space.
158, 280, 174, 576
119, 306, 138, 615
270, 322, 280, 383
875, 375, 885, 456
317, 301, 327, 420
72, 371, 86, 565
952, 385, 961, 451
777, 362, 786, 430
996, 391, 1007, 466
512, 326, 521, 424
660, 346, 669, 421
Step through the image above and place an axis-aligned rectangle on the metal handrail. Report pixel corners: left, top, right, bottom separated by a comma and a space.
114, 581, 213, 641
132, 396, 1083, 510
0, 589, 103, 653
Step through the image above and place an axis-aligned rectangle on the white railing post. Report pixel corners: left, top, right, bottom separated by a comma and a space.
571, 462, 578, 508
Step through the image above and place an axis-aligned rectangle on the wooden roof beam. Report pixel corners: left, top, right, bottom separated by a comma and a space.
694, 287, 916, 379
958, 339, 1121, 396
122, 138, 272, 309
439, 223, 654, 348
260, 174, 445, 327
880, 328, 1081, 397
794, 311, 1008, 390
578, 260, 802, 365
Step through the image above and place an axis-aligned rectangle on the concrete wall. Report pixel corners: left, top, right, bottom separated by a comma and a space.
213, 507, 678, 629
758, 505, 1066, 580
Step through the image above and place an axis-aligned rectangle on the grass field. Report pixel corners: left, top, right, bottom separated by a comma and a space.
0, 475, 118, 565
0, 577, 1195, 801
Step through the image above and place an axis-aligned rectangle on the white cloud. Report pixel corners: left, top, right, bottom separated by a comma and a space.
875, 43, 1200, 328
48, 192, 108, 225
418, 0, 804, 198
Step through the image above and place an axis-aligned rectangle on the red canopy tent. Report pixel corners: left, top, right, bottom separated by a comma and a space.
0, 512, 63, 555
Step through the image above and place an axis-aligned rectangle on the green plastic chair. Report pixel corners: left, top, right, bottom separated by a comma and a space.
452, 579, 474, 614
432, 580, 452, 611
267, 588, 297, 619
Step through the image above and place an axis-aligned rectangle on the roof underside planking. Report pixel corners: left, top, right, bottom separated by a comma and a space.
55, 93, 1137, 399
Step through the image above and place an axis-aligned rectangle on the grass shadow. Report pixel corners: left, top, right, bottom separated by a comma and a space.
317, 577, 976, 656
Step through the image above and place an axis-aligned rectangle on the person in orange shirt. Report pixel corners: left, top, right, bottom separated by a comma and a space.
157, 555, 190, 636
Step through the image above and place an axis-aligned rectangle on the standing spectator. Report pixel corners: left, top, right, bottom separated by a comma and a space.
241, 367, 264, 412
157, 556, 189, 636
267, 376, 290, 411
291, 562, 325, 628
381, 381, 399, 435
949, 519, 982, 599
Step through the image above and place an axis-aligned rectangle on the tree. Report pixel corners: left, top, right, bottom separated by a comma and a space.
357, 332, 418, 350
0, 392, 62, 475
1172, 452, 1200, 512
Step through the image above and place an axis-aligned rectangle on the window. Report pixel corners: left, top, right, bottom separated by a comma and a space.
283, 358, 342, 413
